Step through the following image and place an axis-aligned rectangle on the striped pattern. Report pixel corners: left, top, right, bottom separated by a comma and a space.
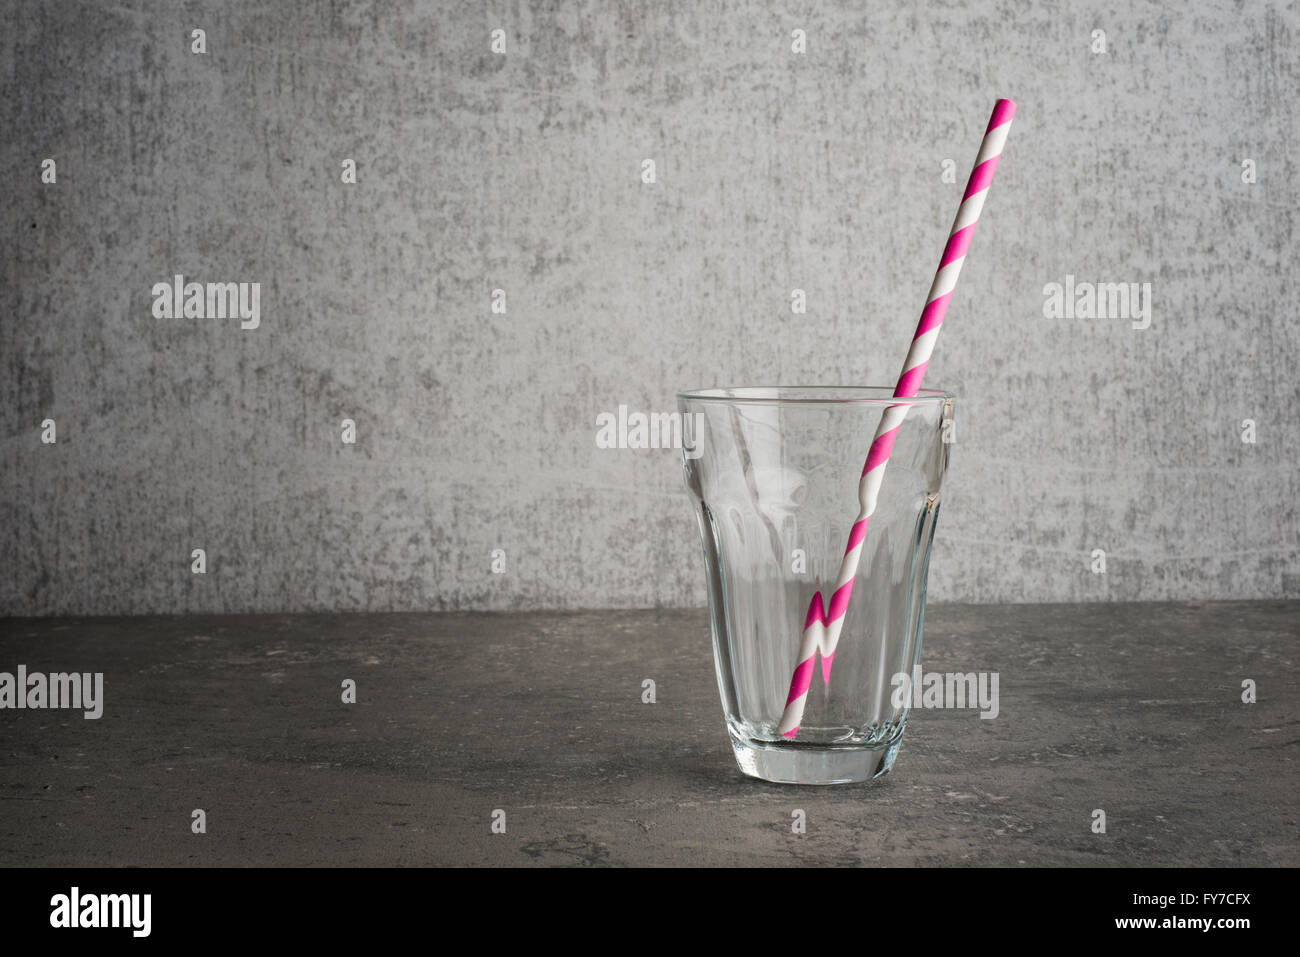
776, 99, 1016, 740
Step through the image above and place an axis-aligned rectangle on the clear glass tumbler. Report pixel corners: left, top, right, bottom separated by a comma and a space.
678, 386, 954, 785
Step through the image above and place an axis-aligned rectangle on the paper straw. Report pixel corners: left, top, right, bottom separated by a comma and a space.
776, 98, 1016, 740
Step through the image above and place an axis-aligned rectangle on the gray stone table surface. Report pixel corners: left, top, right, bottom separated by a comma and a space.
0, 602, 1296, 867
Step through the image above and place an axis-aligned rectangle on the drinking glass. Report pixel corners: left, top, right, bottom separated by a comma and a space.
678, 386, 954, 784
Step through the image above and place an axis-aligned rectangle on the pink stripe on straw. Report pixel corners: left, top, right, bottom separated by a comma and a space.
818, 652, 834, 685
861, 428, 900, 476
803, 592, 825, 629
826, 581, 854, 621
913, 292, 952, 340
785, 657, 816, 706
776, 99, 1016, 740
962, 156, 1001, 200
940, 225, 976, 267
893, 362, 929, 399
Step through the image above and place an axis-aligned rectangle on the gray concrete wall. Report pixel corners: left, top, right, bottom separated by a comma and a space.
2, 1, 1297, 614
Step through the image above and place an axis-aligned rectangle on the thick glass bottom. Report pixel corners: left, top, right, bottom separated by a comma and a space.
728, 727, 903, 785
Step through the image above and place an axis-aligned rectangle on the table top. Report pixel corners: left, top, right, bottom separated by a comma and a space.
1, 602, 1296, 866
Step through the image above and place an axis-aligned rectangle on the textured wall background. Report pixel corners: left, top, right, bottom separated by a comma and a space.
2, 0, 1297, 615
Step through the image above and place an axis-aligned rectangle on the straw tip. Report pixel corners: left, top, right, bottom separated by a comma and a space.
989, 99, 1017, 127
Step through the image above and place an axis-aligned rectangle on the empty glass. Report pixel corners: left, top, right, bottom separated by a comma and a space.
678, 386, 954, 784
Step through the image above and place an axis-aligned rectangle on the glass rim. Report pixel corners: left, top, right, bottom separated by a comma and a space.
675, 385, 956, 405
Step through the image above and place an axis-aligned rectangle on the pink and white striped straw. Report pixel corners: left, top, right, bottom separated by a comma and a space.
777, 98, 1016, 739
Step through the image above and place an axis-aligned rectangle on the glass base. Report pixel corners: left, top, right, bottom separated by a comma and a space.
728, 729, 902, 785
